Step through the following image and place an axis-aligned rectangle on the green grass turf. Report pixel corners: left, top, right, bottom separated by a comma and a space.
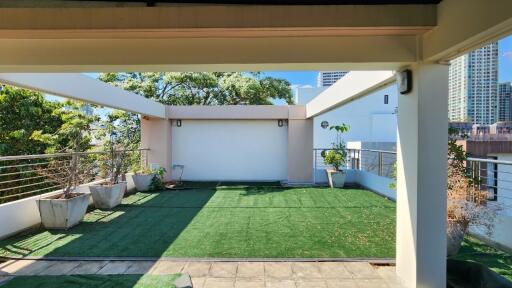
452, 236, 512, 281
0, 274, 180, 288
0, 187, 396, 258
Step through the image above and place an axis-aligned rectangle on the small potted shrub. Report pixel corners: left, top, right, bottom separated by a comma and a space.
322, 124, 349, 188
32, 106, 97, 229
132, 166, 166, 192
89, 137, 127, 209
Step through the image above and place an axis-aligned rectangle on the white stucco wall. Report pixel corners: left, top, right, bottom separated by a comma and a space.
297, 83, 398, 148
171, 119, 288, 181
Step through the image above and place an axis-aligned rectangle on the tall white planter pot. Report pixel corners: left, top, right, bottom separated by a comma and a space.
326, 170, 346, 188
89, 181, 127, 209
37, 193, 90, 229
131, 174, 154, 192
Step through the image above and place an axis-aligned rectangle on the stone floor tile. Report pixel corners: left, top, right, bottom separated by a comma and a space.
11, 260, 56, 275
356, 279, 390, 288
192, 277, 207, 288
235, 278, 265, 288
375, 266, 403, 287
296, 280, 328, 288
326, 279, 359, 288
124, 261, 156, 274
265, 279, 296, 288
68, 261, 108, 275
264, 262, 293, 279
183, 262, 212, 277
96, 261, 132, 275
210, 262, 238, 278
318, 262, 352, 279
292, 262, 322, 279
149, 261, 184, 275
39, 261, 81, 275
204, 277, 235, 288
344, 262, 379, 279
237, 262, 264, 279
0, 260, 35, 275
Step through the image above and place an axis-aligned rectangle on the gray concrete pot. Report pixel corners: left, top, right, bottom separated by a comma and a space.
37, 193, 90, 229
326, 169, 346, 188
131, 173, 154, 192
447, 220, 467, 256
89, 181, 127, 209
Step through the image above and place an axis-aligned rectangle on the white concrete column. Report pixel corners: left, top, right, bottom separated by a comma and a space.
140, 117, 172, 181
396, 63, 448, 287
288, 106, 313, 184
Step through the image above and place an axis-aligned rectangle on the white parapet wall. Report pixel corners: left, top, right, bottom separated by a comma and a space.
0, 175, 136, 240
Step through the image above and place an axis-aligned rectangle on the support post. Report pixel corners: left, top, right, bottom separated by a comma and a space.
396, 63, 448, 287
288, 106, 313, 184
140, 116, 172, 181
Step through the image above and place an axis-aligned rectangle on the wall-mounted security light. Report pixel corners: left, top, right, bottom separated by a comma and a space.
321, 121, 329, 129
278, 120, 284, 127
176, 119, 182, 127
396, 69, 412, 95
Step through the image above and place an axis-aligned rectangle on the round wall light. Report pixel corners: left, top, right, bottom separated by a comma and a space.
321, 121, 329, 129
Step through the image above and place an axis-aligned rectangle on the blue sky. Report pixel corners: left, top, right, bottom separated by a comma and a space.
499, 35, 512, 83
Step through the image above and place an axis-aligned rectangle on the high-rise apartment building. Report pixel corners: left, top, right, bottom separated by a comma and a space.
498, 82, 512, 121
448, 42, 499, 124
317, 71, 348, 87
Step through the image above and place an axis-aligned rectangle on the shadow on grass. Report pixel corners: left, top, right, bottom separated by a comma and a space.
452, 236, 512, 281
0, 190, 214, 258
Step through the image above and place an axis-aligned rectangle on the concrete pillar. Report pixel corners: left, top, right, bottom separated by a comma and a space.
287, 106, 313, 184
140, 116, 172, 181
396, 64, 448, 287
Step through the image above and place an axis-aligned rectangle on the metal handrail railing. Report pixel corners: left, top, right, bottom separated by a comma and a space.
0, 148, 149, 161
0, 148, 150, 204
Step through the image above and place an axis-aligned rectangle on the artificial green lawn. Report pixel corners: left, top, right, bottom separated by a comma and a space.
0, 274, 180, 288
453, 237, 512, 281
0, 186, 396, 258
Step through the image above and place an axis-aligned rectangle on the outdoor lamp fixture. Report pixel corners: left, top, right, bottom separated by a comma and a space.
278, 120, 284, 127
176, 119, 182, 127
396, 69, 412, 94
321, 121, 329, 129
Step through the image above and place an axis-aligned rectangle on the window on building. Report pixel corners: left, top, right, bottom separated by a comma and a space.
384, 94, 389, 104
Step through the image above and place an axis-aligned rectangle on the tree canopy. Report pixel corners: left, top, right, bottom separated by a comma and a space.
99, 72, 294, 105
0, 86, 63, 155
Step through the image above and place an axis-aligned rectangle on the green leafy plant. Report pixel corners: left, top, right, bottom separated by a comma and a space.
322, 124, 350, 171
149, 167, 166, 191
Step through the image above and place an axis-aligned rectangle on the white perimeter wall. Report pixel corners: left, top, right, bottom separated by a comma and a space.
0, 176, 136, 240
297, 83, 398, 148
171, 119, 288, 181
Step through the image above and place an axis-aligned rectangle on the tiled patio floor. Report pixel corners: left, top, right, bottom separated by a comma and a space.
0, 259, 404, 287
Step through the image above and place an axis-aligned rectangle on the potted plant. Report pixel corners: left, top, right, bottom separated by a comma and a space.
89, 124, 128, 209
132, 166, 166, 192
322, 124, 349, 188
446, 128, 502, 256
32, 105, 97, 229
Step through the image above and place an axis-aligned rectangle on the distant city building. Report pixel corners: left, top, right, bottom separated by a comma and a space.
499, 82, 512, 121
449, 121, 473, 136
317, 71, 348, 87
448, 42, 499, 125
